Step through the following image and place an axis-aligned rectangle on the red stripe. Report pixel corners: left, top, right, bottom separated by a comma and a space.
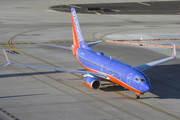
83, 81, 92, 89
3, 50, 8, 62
71, 13, 80, 48
75, 55, 142, 93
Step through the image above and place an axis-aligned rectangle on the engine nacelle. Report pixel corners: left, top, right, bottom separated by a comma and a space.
83, 77, 101, 89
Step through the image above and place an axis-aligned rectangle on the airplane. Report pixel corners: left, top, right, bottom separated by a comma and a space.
3, 7, 176, 99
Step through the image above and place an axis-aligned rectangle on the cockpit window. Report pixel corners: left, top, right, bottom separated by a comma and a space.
135, 78, 140, 81
140, 79, 146, 82
135, 78, 147, 82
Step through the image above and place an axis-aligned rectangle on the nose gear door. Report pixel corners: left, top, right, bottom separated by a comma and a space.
127, 73, 132, 84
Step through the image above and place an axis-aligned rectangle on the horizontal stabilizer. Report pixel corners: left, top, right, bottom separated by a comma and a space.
37, 42, 73, 50
87, 40, 102, 47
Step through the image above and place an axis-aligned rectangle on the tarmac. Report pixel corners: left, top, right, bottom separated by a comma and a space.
0, 0, 180, 120
50, 1, 180, 14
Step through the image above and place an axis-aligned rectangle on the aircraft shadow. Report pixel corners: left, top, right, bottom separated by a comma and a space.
142, 64, 180, 99
0, 93, 48, 99
0, 71, 60, 78
0, 68, 89, 79
100, 64, 180, 99
100, 83, 128, 92
1, 64, 180, 99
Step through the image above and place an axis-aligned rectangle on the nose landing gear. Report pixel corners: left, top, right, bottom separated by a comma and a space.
135, 92, 141, 99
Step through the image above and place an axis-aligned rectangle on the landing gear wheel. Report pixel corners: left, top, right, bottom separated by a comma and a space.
135, 92, 141, 99
136, 95, 140, 99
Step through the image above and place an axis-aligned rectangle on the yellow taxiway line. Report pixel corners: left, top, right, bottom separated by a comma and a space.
66, 4, 82, 9
2, 30, 179, 120
137, 2, 151, 6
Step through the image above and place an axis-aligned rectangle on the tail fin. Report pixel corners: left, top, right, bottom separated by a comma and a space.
71, 7, 91, 50
172, 43, 176, 60
3, 48, 11, 67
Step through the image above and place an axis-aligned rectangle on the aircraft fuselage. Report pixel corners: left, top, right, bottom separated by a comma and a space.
75, 48, 151, 94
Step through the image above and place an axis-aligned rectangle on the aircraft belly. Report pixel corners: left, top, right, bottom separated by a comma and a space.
108, 75, 141, 93
76, 49, 142, 93
79, 60, 141, 93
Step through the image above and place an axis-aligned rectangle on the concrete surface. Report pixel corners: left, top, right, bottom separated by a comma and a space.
0, 0, 180, 120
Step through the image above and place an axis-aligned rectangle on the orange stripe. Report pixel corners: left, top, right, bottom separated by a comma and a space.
107, 75, 141, 93
83, 81, 92, 89
71, 13, 79, 48
106, 40, 180, 49
75, 55, 141, 93
86, 67, 141, 93
172, 45, 175, 58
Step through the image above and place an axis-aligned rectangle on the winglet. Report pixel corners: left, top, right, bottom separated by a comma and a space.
3, 48, 11, 67
172, 43, 176, 60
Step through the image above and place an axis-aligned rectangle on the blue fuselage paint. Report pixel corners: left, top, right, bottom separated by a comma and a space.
76, 48, 151, 93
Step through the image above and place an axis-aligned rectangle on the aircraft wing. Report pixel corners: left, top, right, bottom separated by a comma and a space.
37, 42, 73, 50
2, 48, 108, 79
37, 40, 102, 50
134, 43, 176, 71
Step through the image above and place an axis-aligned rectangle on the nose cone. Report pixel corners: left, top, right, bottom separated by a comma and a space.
141, 82, 151, 93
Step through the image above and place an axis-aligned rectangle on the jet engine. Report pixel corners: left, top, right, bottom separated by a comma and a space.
83, 76, 101, 89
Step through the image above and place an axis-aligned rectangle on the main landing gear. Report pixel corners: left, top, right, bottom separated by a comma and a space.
136, 95, 140, 99
135, 92, 141, 99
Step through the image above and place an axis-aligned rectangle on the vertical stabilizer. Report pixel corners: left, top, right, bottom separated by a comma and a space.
71, 7, 91, 50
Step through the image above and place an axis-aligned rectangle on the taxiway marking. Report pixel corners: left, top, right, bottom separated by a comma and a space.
66, 4, 82, 9
0, 108, 20, 120
94, 11, 101, 15
3, 30, 180, 120
137, 2, 151, 6
8, 29, 82, 77
113, 91, 180, 120
2, 38, 180, 46
0, 41, 98, 46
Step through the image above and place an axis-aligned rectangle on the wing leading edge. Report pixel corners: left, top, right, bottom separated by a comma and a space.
37, 40, 102, 50
2, 49, 108, 79
134, 43, 176, 71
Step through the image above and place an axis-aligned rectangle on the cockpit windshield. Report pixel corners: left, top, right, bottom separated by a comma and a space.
135, 78, 148, 82
140, 79, 146, 82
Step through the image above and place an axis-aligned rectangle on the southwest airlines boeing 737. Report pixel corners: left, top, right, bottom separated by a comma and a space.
3, 7, 176, 98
